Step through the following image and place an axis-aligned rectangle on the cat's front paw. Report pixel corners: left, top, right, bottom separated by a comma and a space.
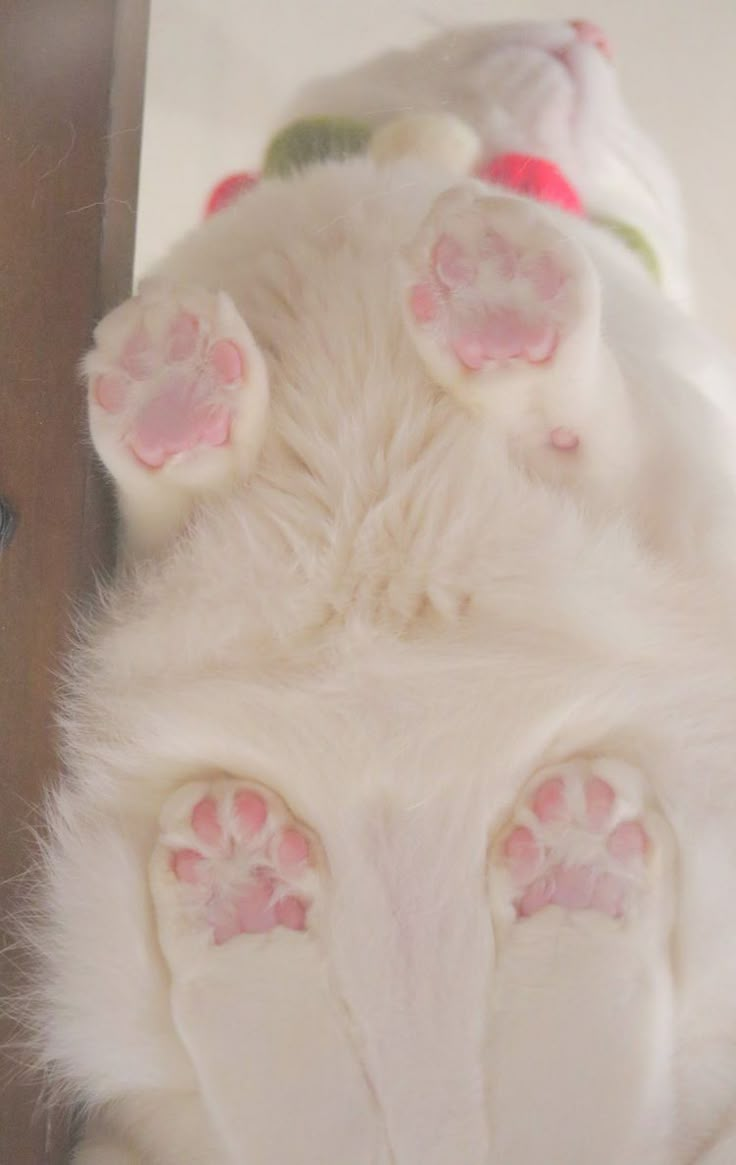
403, 187, 599, 426
401, 186, 638, 492
85, 286, 269, 492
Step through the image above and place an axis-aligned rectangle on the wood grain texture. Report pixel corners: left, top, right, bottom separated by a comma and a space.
0, 1, 149, 1160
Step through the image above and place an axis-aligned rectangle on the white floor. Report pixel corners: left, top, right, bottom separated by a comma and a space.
136, 0, 736, 346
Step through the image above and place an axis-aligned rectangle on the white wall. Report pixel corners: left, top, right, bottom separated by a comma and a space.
136, 0, 736, 345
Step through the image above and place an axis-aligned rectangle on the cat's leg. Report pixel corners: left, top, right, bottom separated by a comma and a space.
71, 1125, 141, 1165
698, 1130, 736, 1164
149, 776, 382, 1164
401, 186, 639, 501
486, 756, 676, 1165
71, 1091, 225, 1165
84, 285, 269, 559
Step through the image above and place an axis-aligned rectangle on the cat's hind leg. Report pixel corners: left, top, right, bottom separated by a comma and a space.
486, 755, 676, 1165
693, 1123, 736, 1164
71, 1126, 141, 1165
149, 776, 382, 1164
85, 286, 269, 558
71, 1091, 225, 1165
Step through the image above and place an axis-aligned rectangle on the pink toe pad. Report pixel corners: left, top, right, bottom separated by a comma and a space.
120, 325, 156, 378
208, 339, 245, 386
503, 826, 541, 882
277, 828, 311, 870
234, 790, 268, 838
532, 777, 568, 823
166, 312, 200, 361
172, 848, 205, 884
94, 373, 128, 414
585, 776, 615, 829
607, 820, 648, 861
192, 797, 224, 846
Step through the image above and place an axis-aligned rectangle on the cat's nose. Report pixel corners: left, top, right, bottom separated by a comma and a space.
569, 19, 613, 59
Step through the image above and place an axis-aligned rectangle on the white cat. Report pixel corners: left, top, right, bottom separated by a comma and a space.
26, 19, 736, 1164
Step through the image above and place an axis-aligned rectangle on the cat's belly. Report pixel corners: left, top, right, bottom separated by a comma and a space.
42, 473, 736, 1164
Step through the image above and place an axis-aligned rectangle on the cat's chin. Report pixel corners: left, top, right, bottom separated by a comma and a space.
284, 20, 689, 304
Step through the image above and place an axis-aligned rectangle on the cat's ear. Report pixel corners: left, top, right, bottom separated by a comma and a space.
399, 185, 602, 413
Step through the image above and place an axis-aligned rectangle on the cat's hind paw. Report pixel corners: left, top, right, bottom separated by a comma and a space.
489, 755, 671, 934
151, 777, 320, 960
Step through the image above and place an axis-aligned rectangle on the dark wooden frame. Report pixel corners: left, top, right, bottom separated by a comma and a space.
0, 2, 149, 1159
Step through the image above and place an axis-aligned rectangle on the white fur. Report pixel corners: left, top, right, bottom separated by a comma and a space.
370, 112, 482, 175
24, 21, 736, 1165
288, 20, 691, 306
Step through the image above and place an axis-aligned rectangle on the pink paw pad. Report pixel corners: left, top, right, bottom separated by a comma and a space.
90, 298, 249, 469
409, 226, 569, 371
531, 776, 567, 822
167, 785, 317, 945
503, 826, 542, 882
496, 763, 651, 921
